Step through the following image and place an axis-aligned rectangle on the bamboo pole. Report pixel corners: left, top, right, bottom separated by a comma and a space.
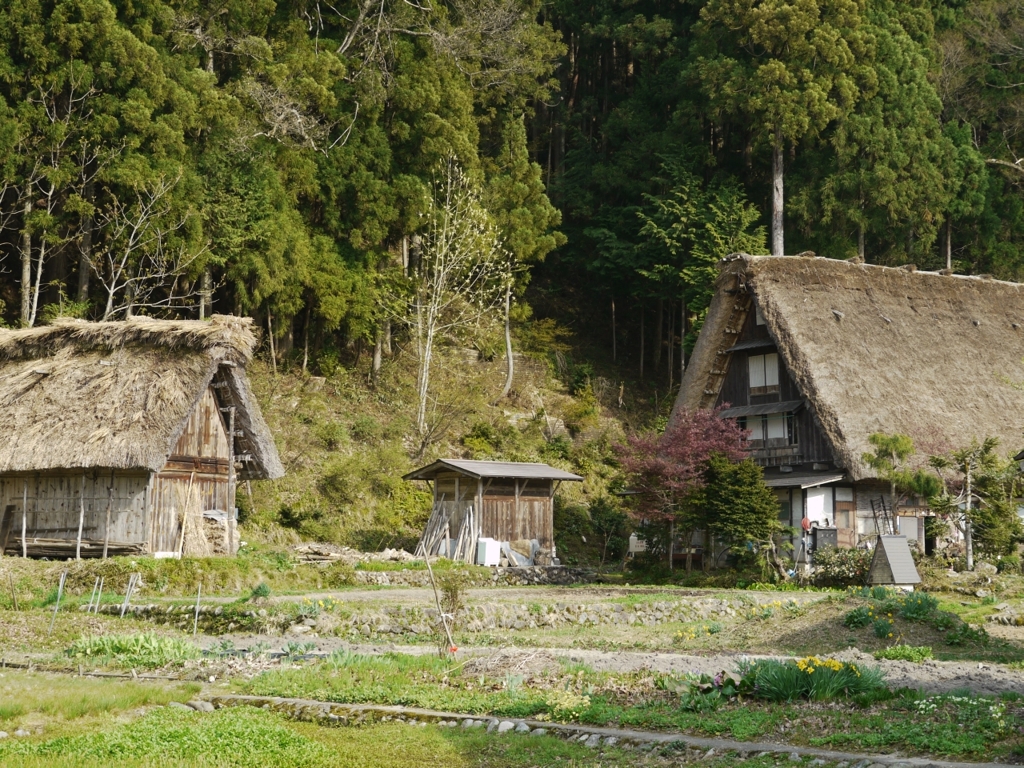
21, 479, 27, 558
176, 473, 195, 558
76, 473, 86, 561
48, 570, 67, 636
102, 471, 114, 559
193, 581, 202, 635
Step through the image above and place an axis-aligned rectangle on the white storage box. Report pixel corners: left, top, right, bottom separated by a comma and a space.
476, 537, 500, 566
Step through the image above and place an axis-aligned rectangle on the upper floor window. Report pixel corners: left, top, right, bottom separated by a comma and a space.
748, 352, 780, 395
755, 303, 765, 325
737, 412, 796, 448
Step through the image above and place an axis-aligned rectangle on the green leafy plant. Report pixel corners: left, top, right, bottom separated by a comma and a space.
947, 623, 989, 646
874, 645, 933, 662
844, 606, 873, 628
899, 592, 939, 622
873, 617, 895, 639
66, 633, 201, 669
998, 554, 1021, 574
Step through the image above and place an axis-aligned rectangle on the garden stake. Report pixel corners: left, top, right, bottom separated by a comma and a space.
193, 581, 202, 635
93, 577, 104, 613
120, 573, 139, 618
87, 577, 100, 613
48, 570, 67, 636
8, 572, 17, 611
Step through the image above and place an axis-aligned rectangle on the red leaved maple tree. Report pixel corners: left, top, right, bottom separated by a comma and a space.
615, 406, 748, 569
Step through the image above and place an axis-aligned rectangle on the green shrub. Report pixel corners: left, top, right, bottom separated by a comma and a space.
813, 547, 872, 586
899, 592, 939, 622
932, 612, 957, 631
313, 421, 349, 450
562, 387, 600, 435
998, 554, 1021, 574
250, 582, 271, 600
874, 645, 933, 662
844, 606, 873, 629
947, 623, 989, 646
738, 656, 887, 702
873, 617, 895, 639
66, 633, 201, 669
350, 414, 384, 443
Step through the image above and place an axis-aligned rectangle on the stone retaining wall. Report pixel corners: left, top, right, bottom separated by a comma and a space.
86, 595, 751, 638
351, 566, 593, 587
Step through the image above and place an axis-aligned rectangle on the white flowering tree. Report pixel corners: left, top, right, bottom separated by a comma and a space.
410, 157, 511, 455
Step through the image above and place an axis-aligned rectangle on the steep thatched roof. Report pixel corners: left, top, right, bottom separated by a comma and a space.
673, 255, 1024, 480
0, 315, 284, 479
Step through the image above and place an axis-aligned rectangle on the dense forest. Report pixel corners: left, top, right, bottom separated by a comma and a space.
4, 0, 1024, 387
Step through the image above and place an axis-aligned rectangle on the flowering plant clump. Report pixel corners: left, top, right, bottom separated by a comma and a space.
914, 695, 1009, 735
737, 656, 885, 702
813, 547, 872, 586
545, 689, 592, 721
873, 617, 895, 639
673, 622, 724, 644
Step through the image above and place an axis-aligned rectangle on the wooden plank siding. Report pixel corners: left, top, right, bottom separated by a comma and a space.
0, 471, 149, 547
0, 385, 237, 558
151, 386, 233, 554
716, 308, 834, 466
479, 479, 553, 551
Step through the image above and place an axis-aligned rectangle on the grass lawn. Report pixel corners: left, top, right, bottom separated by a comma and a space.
0, 696, 823, 768
241, 651, 1024, 760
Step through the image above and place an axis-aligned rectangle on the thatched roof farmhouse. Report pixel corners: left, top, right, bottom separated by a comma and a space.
672, 254, 1024, 550
0, 315, 282, 558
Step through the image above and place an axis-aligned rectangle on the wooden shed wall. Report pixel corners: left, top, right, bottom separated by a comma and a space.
479, 479, 553, 551
0, 471, 150, 549
151, 386, 233, 554
0, 386, 237, 558
429, 474, 555, 552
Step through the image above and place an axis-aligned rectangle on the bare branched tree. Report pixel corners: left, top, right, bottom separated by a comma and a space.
407, 156, 511, 455
91, 173, 206, 319
21, 71, 100, 327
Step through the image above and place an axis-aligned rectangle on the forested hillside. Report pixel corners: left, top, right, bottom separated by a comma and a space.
4, 0, 1024, 366
4, 0, 1024, 551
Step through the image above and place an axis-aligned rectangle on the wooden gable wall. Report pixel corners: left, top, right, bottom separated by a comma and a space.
716, 303, 835, 467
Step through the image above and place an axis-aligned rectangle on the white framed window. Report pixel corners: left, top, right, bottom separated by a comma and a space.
755, 303, 766, 325
748, 353, 780, 393
738, 413, 796, 447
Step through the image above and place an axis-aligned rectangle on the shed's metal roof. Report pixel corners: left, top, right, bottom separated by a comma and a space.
724, 338, 777, 353
870, 535, 922, 585
718, 400, 804, 419
762, 472, 845, 489
403, 459, 583, 481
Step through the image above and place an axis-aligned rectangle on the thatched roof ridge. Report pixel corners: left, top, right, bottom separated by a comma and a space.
673, 255, 1024, 480
0, 314, 257, 362
0, 315, 283, 479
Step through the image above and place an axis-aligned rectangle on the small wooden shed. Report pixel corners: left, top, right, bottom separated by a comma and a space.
867, 535, 921, 588
404, 459, 583, 564
0, 316, 284, 559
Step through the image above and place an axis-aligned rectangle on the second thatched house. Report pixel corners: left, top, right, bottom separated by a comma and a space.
0, 315, 283, 559
672, 254, 1024, 551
